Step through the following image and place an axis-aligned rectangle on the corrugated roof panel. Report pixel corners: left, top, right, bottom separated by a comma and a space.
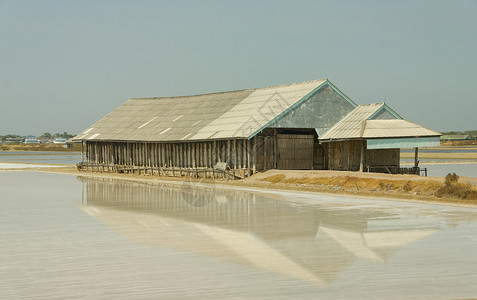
320, 104, 440, 141
319, 103, 384, 140
74, 79, 327, 142
363, 120, 440, 138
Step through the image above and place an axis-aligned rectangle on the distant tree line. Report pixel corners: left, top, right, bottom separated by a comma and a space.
0, 132, 76, 142
38, 132, 75, 139
441, 130, 477, 136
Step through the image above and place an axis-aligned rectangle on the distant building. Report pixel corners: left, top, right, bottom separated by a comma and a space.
5, 137, 23, 143
74, 79, 441, 177
53, 138, 68, 144
38, 138, 52, 144
24, 136, 40, 144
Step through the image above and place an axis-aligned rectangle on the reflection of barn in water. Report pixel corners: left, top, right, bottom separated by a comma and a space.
79, 176, 440, 285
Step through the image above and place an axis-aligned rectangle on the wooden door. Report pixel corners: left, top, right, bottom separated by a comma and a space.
277, 134, 314, 169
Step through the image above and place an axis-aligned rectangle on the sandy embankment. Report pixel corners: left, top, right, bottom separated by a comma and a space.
3, 144, 477, 206
27, 165, 476, 207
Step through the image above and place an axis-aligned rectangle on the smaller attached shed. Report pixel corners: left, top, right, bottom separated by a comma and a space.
319, 103, 441, 174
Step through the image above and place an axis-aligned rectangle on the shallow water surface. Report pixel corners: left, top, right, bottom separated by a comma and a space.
1, 172, 477, 299
0, 151, 81, 165
420, 163, 477, 178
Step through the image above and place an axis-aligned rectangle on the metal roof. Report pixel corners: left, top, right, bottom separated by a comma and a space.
74, 79, 327, 142
320, 103, 441, 141
319, 103, 384, 140
363, 120, 441, 138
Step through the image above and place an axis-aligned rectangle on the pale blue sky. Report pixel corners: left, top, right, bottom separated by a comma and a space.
1, 0, 476, 135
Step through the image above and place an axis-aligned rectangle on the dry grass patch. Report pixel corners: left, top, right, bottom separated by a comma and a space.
435, 173, 477, 200
258, 171, 477, 202
259, 174, 286, 183
259, 173, 446, 197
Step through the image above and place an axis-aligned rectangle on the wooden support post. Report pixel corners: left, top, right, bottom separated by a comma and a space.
273, 129, 278, 169
242, 139, 246, 169
414, 147, 419, 175
247, 139, 251, 177
192, 143, 196, 168
237, 140, 242, 168
252, 136, 256, 174
414, 147, 419, 167
213, 141, 217, 163
227, 140, 231, 166
200, 142, 203, 168
220, 141, 224, 163
233, 139, 237, 169
347, 142, 350, 171
360, 140, 365, 172
207, 142, 211, 168
185, 143, 189, 168
263, 136, 267, 170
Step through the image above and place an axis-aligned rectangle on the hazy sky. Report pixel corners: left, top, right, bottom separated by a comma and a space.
1, 0, 476, 136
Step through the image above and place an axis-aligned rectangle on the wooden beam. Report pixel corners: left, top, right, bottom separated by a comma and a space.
252, 136, 256, 174
242, 139, 246, 169
360, 140, 365, 172
273, 129, 278, 169
192, 143, 196, 168
414, 147, 419, 167
227, 140, 231, 166
233, 139, 237, 169
247, 139, 251, 177
213, 141, 217, 163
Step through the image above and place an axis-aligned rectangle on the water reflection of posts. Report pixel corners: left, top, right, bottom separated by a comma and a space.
78, 176, 441, 286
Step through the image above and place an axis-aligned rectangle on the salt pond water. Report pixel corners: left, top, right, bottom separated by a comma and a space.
0, 151, 81, 165
1, 172, 477, 299
420, 163, 477, 178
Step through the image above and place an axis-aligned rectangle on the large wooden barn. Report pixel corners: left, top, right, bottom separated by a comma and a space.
74, 79, 440, 178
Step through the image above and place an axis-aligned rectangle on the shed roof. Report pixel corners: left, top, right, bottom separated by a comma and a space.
74, 79, 330, 142
320, 103, 441, 141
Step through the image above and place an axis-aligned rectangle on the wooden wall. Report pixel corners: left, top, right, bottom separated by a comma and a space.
83, 137, 401, 176
324, 140, 400, 172
313, 141, 326, 170
82, 130, 414, 177
254, 129, 275, 171
254, 129, 318, 171
366, 148, 400, 167
85, 139, 253, 173
277, 133, 314, 169
324, 140, 362, 171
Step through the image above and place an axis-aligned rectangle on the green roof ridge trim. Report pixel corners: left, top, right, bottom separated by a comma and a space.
367, 103, 403, 120
248, 80, 357, 139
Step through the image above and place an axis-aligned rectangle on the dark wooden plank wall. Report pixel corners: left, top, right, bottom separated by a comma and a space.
366, 148, 400, 167
325, 140, 362, 171
313, 141, 326, 170
86, 139, 253, 171
277, 133, 314, 170
324, 141, 400, 171
84, 129, 335, 174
